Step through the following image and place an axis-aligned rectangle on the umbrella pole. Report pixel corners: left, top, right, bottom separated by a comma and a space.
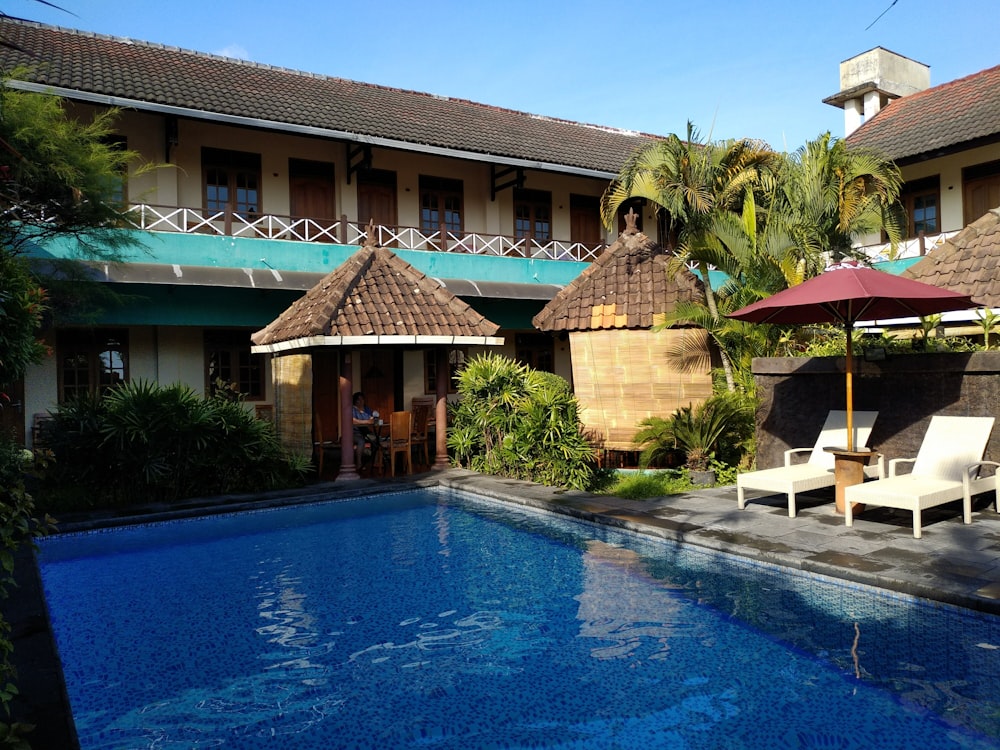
845, 323, 854, 451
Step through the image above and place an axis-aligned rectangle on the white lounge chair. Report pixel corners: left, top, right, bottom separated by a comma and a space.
844, 415, 997, 539
737, 410, 881, 517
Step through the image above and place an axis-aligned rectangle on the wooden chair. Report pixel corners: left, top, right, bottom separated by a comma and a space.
388, 410, 412, 477
412, 395, 436, 430
410, 404, 430, 468
313, 413, 340, 478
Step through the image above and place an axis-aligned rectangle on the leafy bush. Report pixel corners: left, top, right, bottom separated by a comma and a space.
634, 393, 753, 472
447, 353, 595, 490
38, 380, 309, 510
0, 433, 53, 747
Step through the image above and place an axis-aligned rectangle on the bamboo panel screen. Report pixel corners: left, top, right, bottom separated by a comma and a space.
272, 352, 314, 456
570, 329, 713, 450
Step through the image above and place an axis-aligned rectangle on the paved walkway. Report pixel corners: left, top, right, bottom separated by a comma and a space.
8, 469, 1000, 748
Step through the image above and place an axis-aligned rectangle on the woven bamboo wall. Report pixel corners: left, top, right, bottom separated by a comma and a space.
272, 352, 313, 457
570, 329, 713, 450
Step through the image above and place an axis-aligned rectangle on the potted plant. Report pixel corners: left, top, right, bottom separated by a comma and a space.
683, 447, 717, 486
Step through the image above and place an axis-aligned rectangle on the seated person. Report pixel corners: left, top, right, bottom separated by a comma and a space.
352, 392, 381, 463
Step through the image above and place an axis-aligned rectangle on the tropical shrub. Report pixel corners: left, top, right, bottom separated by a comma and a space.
0, 433, 53, 747
37, 380, 309, 510
634, 393, 754, 473
447, 353, 595, 490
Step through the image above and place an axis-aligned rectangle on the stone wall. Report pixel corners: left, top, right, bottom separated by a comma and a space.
752, 352, 1000, 469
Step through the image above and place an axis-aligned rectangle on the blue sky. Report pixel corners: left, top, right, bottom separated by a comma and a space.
6, 0, 998, 152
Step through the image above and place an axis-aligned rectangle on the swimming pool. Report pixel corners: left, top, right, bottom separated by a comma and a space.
38, 487, 1000, 749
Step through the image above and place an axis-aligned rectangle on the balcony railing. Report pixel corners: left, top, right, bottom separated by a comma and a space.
855, 230, 960, 262
128, 204, 608, 262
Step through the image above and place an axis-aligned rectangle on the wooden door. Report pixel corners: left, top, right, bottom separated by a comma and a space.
964, 174, 1000, 225
357, 169, 397, 241
360, 349, 394, 420
312, 350, 342, 443
570, 194, 602, 246
290, 159, 336, 239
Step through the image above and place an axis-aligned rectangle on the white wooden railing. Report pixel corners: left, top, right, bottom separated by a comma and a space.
127, 204, 607, 262
855, 230, 960, 262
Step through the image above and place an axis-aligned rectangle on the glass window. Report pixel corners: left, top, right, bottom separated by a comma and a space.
205, 329, 265, 400
202, 148, 261, 217
424, 348, 467, 394
420, 176, 463, 236
515, 333, 554, 373
513, 189, 551, 242
57, 329, 129, 402
900, 176, 940, 239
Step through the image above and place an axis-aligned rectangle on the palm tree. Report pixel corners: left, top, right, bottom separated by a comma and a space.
601, 122, 782, 391
776, 132, 905, 265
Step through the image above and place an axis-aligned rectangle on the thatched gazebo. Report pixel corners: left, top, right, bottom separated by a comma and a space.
252, 237, 502, 480
532, 212, 712, 459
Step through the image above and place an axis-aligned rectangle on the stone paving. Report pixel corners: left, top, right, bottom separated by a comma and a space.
8, 468, 1000, 748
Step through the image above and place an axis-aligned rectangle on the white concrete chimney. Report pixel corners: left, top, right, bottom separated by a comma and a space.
823, 48, 930, 136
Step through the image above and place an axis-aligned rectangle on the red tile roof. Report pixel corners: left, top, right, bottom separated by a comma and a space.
251, 245, 501, 350
902, 208, 1000, 308
846, 64, 1000, 162
0, 19, 656, 176
532, 229, 703, 332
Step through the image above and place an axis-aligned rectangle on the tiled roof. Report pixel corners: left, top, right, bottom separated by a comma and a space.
251, 245, 500, 348
532, 229, 703, 332
902, 208, 1000, 308
845, 64, 1000, 162
0, 19, 656, 175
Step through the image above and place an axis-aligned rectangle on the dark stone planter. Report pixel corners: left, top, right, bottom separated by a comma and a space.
689, 469, 716, 486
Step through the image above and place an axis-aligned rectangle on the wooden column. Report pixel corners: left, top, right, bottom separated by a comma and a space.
337, 349, 360, 481
432, 347, 450, 469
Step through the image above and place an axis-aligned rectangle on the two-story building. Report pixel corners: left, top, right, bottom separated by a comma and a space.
826, 47, 1000, 262
0, 18, 665, 447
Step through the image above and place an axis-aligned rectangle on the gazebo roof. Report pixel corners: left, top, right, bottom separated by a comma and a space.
902, 208, 1000, 309
251, 244, 503, 353
532, 218, 703, 332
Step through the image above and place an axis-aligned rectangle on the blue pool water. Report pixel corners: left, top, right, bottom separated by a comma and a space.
38, 488, 1000, 749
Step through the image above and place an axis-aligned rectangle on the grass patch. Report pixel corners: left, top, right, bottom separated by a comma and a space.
598, 470, 694, 500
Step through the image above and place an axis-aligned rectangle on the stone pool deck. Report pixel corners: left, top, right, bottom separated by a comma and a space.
9, 468, 1000, 748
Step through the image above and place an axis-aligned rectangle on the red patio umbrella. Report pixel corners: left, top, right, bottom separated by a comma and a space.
727, 261, 979, 450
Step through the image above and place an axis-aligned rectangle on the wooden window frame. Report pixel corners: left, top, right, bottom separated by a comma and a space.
57, 328, 129, 402
514, 188, 552, 242
900, 175, 940, 239
205, 329, 266, 401
424, 348, 467, 394
202, 147, 261, 218
515, 333, 554, 373
420, 176, 464, 237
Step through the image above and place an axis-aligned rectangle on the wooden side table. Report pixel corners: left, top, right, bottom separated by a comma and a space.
823, 447, 877, 514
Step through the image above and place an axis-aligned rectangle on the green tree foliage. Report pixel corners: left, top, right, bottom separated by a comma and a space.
0, 77, 152, 749
634, 393, 754, 471
0, 80, 144, 257
775, 132, 904, 264
602, 123, 782, 391
0, 252, 46, 391
38, 381, 309, 510
447, 353, 595, 490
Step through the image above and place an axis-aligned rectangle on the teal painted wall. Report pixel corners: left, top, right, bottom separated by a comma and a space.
33, 230, 588, 287
31, 231, 580, 328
